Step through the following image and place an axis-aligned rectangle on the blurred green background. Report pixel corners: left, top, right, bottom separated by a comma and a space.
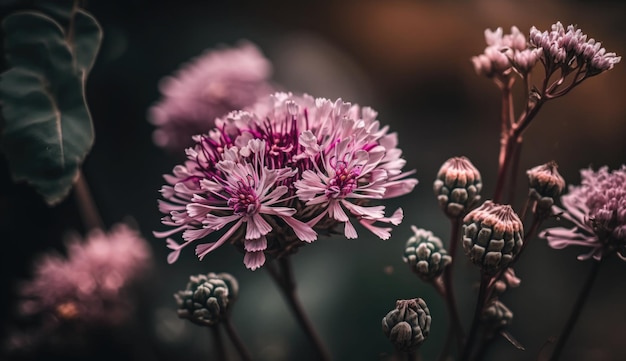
1, 0, 625, 360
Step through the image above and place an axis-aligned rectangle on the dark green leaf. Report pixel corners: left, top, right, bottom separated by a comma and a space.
0, 10, 101, 205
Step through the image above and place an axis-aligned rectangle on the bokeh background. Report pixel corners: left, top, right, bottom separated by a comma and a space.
1, 0, 625, 360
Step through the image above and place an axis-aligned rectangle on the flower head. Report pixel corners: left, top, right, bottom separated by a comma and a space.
403, 226, 451, 281
149, 41, 273, 152
18, 223, 152, 325
175, 272, 238, 327
472, 26, 541, 79
540, 165, 626, 261
529, 22, 621, 76
433, 156, 482, 218
382, 298, 431, 352
462, 201, 524, 274
156, 93, 417, 269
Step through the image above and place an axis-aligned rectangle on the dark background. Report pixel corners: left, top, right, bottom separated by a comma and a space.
1, 0, 625, 360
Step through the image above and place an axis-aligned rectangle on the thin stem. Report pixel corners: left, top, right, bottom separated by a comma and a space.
268, 257, 331, 361
549, 259, 603, 361
211, 326, 227, 361
460, 272, 490, 361
74, 170, 104, 231
442, 217, 465, 355
505, 138, 523, 206
223, 318, 252, 361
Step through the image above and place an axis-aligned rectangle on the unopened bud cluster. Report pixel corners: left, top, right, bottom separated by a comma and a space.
462, 201, 524, 274
472, 26, 541, 78
527, 161, 566, 214
434, 157, 482, 218
529, 22, 621, 75
382, 298, 431, 352
174, 272, 239, 326
403, 226, 452, 281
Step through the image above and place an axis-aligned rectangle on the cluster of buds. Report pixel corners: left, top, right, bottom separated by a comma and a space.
471, 26, 541, 79
174, 272, 239, 327
382, 298, 431, 352
433, 157, 482, 218
527, 161, 566, 216
403, 226, 452, 281
462, 201, 524, 274
530, 22, 621, 76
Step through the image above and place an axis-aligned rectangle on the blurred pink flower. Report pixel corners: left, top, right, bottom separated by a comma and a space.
148, 41, 274, 152
18, 223, 152, 325
540, 165, 626, 261
156, 92, 417, 269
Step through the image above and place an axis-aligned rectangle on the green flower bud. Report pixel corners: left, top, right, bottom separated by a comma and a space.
462, 201, 523, 274
403, 226, 452, 280
434, 157, 482, 218
174, 272, 239, 326
527, 161, 566, 213
382, 298, 431, 352
482, 300, 513, 335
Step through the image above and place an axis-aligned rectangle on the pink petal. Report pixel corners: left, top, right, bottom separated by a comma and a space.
281, 216, 317, 242
245, 214, 272, 239
244, 251, 266, 270
244, 236, 268, 252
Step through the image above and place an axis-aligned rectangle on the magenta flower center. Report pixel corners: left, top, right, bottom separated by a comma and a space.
326, 161, 360, 199
227, 178, 260, 215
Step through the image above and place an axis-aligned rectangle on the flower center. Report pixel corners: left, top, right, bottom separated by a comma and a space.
326, 161, 359, 199
228, 177, 260, 215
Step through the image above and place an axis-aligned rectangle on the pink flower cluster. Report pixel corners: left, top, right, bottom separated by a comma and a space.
530, 22, 621, 75
471, 26, 541, 79
541, 165, 626, 261
156, 92, 418, 270
18, 223, 152, 325
148, 41, 274, 152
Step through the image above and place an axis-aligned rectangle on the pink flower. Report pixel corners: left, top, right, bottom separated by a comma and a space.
148, 41, 274, 152
472, 26, 539, 78
292, 100, 417, 240
529, 22, 621, 75
540, 165, 626, 261
18, 223, 152, 325
156, 92, 417, 269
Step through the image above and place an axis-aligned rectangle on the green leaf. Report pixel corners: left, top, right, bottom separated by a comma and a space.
0, 10, 102, 205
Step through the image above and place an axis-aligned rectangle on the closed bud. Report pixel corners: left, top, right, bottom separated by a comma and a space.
382, 298, 431, 352
433, 157, 482, 218
403, 226, 452, 281
482, 300, 513, 336
174, 272, 239, 327
527, 161, 566, 213
462, 201, 524, 274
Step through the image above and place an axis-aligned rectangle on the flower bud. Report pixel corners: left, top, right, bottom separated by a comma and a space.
481, 300, 513, 336
403, 226, 452, 281
382, 298, 431, 352
493, 268, 521, 294
527, 161, 566, 213
462, 201, 523, 274
433, 157, 482, 218
174, 272, 239, 326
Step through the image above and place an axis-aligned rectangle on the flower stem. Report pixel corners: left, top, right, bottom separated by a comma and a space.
268, 256, 331, 361
549, 259, 603, 361
441, 217, 465, 356
460, 272, 490, 361
223, 318, 252, 361
211, 326, 227, 361
74, 170, 104, 231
